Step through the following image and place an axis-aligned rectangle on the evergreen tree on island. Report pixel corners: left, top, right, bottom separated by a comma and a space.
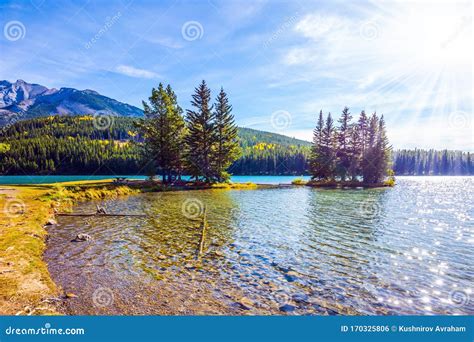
212, 87, 241, 182
185, 80, 216, 182
138, 83, 185, 183
310, 107, 392, 185
336, 106, 352, 181
309, 110, 325, 179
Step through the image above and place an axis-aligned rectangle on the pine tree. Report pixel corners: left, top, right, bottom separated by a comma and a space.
165, 84, 186, 181
360, 112, 379, 183
374, 115, 391, 182
336, 106, 352, 181
139, 83, 185, 183
212, 87, 241, 182
309, 110, 326, 180
321, 113, 336, 180
348, 124, 361, 181
185, 80, 215, 182
358, 110, 369, 154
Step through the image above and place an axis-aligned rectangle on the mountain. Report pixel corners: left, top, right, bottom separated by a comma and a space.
238, 127, 311, 148
0, 80, 143, 125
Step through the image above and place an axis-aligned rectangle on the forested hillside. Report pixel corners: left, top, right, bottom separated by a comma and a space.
0, 115, 310, 175
0, 115, 472, 176
393, 149, 473, 175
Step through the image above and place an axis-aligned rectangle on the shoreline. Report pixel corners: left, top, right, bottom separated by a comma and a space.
0, 178, 391, 315
0, 181, 141, 315
0, 179, 263, 315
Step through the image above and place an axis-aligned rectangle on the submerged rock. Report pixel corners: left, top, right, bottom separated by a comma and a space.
284, 271, 298, 282
45, 218, 57, 226
279, 304, 296, 312
236, 296, 254, 310
292, 293, 309, 303
71, 233, 92, 242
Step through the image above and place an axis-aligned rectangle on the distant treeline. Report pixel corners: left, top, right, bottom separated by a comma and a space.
393, 149, 473, 175
0, 115, 472, 176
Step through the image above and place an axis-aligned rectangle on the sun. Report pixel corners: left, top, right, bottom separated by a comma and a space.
384, 2, 472, 70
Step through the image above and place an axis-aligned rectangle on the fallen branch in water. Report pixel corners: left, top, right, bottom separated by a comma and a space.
196, 207, 208, 260
56, 213, 147, 217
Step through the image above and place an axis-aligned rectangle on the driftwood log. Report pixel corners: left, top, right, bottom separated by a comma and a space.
57, 213, 147, 217
196, 207, 208, 260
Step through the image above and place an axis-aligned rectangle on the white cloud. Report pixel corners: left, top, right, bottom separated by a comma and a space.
115, 65, 160, 79
294, 14, 350, 42
276, 2, 472, 150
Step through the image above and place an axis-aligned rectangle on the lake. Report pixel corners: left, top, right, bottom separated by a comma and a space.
0, 175, 309, 185
45, 176, 474, 315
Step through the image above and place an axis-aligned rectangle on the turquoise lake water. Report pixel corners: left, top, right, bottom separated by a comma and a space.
0, 175, 310, 185
44, 176, 474, 315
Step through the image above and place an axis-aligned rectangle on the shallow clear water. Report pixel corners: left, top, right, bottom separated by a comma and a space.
45, 177, 474, 315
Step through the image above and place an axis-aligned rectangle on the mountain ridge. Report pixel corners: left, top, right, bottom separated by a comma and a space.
0, 79, 143, 125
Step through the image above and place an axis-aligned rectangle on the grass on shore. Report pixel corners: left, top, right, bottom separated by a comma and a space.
0, 186, 59, 315
0, 181, 139, 315
0, 179, 258, 315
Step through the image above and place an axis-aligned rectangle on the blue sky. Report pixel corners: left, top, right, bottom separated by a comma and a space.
1, 0, 472, 150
